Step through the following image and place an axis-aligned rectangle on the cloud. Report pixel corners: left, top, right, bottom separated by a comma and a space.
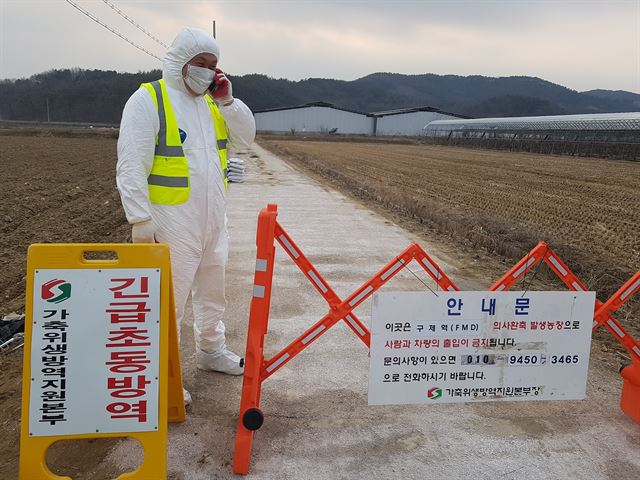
215, 0, 640, 92
1, 0, 638, 93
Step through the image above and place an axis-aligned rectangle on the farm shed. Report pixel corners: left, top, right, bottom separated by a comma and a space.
254, 102, 374, 135
372, 106, 467, 136
254, 103, 466, 136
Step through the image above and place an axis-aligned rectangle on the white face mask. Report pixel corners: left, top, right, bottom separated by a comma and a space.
183, 64, 215, 95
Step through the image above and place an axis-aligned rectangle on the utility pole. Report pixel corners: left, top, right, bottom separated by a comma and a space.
46, 97, 50, 123
212, 20, 216, 38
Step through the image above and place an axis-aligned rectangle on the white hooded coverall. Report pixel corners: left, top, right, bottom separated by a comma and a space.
116, 28, 256, 354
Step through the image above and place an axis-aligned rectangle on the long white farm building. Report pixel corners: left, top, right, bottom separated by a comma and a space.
254, 101, 467, 136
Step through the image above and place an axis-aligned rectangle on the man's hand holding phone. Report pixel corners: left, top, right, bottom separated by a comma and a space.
209, 68, 233, 106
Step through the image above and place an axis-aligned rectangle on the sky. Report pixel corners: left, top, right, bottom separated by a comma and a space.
1, 0, 639, 93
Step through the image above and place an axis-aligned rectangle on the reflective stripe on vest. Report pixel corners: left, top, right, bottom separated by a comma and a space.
206, 96, 229, 191
141, 79, 229, 205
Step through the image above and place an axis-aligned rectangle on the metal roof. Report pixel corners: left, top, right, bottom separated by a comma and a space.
254, 102, 469, 119
253, 102, 373, 116
372, 106, 470, 118
424, 112, 640, 132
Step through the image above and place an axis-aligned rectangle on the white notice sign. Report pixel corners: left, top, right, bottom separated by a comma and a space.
368, 291, 595, 405
29, 268, 161, 436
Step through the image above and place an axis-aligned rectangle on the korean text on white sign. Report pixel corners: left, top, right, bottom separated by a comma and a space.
368, 291, 595, 405
29, 268, 161, 436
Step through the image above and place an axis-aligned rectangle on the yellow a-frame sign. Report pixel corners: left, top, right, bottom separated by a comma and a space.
19, 244, 185, 480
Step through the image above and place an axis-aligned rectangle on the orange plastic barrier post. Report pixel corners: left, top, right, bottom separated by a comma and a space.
233, 204, 278, 474
232, 205, 458, 474
620, 357, 640, 424
594, 272, 640, 423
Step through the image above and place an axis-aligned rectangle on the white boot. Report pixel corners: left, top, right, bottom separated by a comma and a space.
196, 346, 244, 375
183, 388, 192, 407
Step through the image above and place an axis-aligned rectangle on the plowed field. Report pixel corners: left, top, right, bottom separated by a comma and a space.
260, 138, 640, 304
0, 132, 129, 478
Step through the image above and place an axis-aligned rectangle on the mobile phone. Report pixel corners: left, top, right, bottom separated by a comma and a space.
208, 81, 217, 93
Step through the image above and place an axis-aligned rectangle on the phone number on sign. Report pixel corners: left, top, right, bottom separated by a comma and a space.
460, 354, 581, 366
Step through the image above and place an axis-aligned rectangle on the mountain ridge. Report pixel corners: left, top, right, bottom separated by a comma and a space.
0, 69, 637, 123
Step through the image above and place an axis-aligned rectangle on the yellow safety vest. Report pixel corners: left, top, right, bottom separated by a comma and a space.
140, 79, 229, 205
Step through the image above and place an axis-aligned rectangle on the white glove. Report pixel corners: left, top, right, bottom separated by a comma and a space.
131, 219, 156, 243
210, 68, 233, 106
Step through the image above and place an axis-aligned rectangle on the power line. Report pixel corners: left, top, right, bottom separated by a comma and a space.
101, 0, 168, 49
65, 0, 163, 62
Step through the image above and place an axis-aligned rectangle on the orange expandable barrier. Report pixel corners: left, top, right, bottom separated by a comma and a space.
232, 204, 458, 474
232, 205, 640, 474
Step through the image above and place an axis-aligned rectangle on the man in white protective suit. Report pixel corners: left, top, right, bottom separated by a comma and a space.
116, 27, 256, 404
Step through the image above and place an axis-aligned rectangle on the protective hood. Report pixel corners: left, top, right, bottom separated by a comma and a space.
162, 27, 220, 94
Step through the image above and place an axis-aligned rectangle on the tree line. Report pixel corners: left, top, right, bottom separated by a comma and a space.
1, 69, 637, 124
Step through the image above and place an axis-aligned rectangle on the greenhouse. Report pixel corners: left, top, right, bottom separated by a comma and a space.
423, 112, 640, 142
